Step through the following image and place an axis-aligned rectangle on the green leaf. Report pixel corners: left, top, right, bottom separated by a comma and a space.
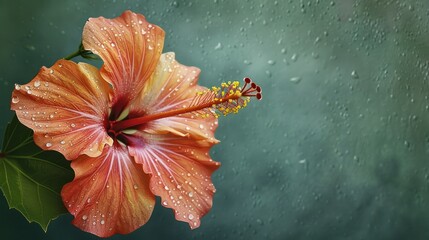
0, 115, 73, 231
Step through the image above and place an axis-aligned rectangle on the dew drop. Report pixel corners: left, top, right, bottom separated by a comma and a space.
199, 124, 204, 129
49, 69, 54, 74
70, 123, 76, 128
351, 70, 359, 79
46, 142, 52, 148
100, 220, 105, 225
214, 42, 222, 50
15, 84, 21, 90
60, 140, 66, 145
162, 201, 168, 206
188, 191, 194, 197
291, 53, 298, 62
111, 42, 116, 47
133, 184, 139, 190
188, 214, 194, 220
12, 96, 20, 104
186, 126, 191, 131
34, 80, 41, 88
289, 77, 302, 84
82, 215, 88, 220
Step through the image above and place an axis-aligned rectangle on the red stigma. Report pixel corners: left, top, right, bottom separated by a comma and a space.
240, 77, 263, 100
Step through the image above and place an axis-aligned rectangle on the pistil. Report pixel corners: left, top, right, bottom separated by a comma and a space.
111, 77, 262, 132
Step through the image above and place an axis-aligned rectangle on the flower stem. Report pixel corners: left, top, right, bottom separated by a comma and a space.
63, 43, 100, 60
63, 49, 81, 60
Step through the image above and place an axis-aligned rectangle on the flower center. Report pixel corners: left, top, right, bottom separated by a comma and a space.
110, 77, 262, 134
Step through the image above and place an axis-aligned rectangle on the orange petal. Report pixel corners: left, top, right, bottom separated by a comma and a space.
130, 52, 219, 142
62, 143, 155, 237
82, 10, 165, 109
127, 132, 220, 229
11, 59, 112, 160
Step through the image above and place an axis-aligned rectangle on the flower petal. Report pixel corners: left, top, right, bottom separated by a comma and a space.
130, 52, 220, 142
127, 132, 220, 229
82, 10, 165, 110
11, 59, 112, 160
62, 143, 155, 237
131, 52, 202, 114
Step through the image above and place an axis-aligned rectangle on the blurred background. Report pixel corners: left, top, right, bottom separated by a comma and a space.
1, 0, 429, 239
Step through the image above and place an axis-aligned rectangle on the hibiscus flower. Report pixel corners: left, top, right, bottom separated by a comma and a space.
10, 10, 261, 237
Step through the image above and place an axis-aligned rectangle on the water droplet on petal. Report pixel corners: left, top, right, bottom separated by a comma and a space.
188, 191, 194, 197
15, 84, 21, 90
188, 214, 194, 220
82, 215, 88, 220
60, 140, 66, 145
133, 184, 138, 190
70, 123, 76, 128
199, 124, 204, 129
46, 142, 52, 148
34, 80, 41, 88
100, 220, 105, 225
12, 96, 20, 103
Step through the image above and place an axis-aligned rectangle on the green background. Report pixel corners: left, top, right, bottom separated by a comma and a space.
1, 0, 429, 239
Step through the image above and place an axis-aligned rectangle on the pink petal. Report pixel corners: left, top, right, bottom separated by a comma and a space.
11, 59, 112, 160
130, 52, 220, 143
82, 10, 165, 110
62, 143, 155, 237
127, 132, 220, 229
